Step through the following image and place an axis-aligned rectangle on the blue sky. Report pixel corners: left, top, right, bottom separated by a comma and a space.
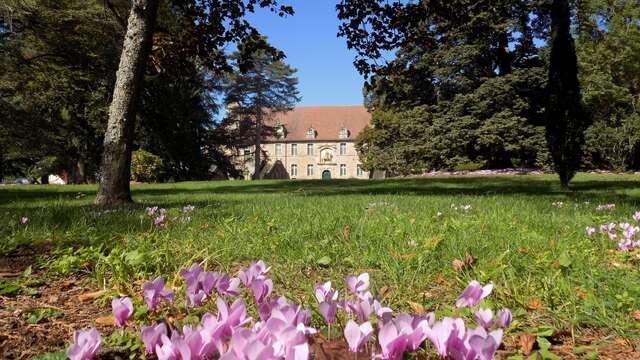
246, 1, 365, 106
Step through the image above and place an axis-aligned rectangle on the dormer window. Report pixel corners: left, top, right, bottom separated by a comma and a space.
306, 127, 316, 139
275, 124, 286, 139
339, 127, 349, 139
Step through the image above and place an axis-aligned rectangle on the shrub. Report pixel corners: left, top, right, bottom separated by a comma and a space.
130, 150, 163, 182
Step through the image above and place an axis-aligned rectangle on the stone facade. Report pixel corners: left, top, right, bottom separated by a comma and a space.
233, 105, 371, 180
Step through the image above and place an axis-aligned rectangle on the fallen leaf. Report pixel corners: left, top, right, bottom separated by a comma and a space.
526, 299, 543, 310
452, 259, 465, 271
632, 310, 640, 321
518, 333, 536, 355
408, 301, 425, 314
517, 247, 529, 254
0, 272, 22, 278
400, 253, 416, 260
378, 286, 390, 298
432, 273, 447, 285
342, 225, 350, 239
78, 290, 107, 302
409, 218, 416, 225
463, 254, 477, 265
95, 315, 114, 326
133, 279, 145, 287
575, 289, 588, 299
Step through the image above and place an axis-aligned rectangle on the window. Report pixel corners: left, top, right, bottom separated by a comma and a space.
290, 164, 298, 177
340, 143, 347, 155
307, 143, 314, 155
290, 144, 297, 156
340, 164, 347, 177
307, 164, 314, 176
306, 128, 316, 139
275, 144, 283, 156
339, 127, 349, 139
357, 165, 364, 177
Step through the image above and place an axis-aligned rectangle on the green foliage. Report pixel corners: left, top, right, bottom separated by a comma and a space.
23, 308, 64, 324
579, 0, 640, 171
130, 150, 163, 183
29, 352, 67, 360
357, 69, 550, 173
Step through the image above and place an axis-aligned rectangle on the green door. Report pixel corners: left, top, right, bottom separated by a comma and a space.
322, 170, 331, 180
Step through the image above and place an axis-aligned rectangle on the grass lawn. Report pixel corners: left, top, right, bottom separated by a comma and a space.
2, 173, 640, 346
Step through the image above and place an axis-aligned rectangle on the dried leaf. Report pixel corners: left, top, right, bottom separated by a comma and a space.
409, 218, 416, 225
463, 254, 477, 265
632, 310, 640, 321
518, 333, 536, 355
452, 259, 465, 272
432, 273, 447, 284
342, 225, 350, 239
526, 299, 543, 310
400, 253, 416, 260
575, 289, 588, 299
378, 286, 390, 298
78, 290, 107, 302
0, 272, 22, 278
408, 301, 425, 314
95, 315, 114, 327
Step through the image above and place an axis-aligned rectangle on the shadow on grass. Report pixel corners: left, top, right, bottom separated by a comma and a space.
2, 176, 640, 204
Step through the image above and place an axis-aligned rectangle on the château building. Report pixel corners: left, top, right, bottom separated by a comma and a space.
232, 105, 372, 180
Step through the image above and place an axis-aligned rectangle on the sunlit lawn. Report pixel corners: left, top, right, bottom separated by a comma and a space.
2, 173, 640, 337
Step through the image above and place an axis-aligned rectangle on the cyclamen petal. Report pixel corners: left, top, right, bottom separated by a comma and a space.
67, 328, 101, 360
585, 226, 596, 236
474, 308, 494, 329
318, 301, 337, 324
141, 322, 167, 353
469, 329, 503, 360
143, 276, 174, 311
344, 320, 373, 352
455, 281, 493, 308
346, 273, 369, 294
497, 309, 512, 328
111, 297, 133, 327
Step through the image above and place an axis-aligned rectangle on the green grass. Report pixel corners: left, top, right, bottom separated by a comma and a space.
2, 174, 640, 337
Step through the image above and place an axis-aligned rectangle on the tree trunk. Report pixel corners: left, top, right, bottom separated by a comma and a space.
96, 0, 159, 205
76, 158, 87, 184
252, 109, 263, 180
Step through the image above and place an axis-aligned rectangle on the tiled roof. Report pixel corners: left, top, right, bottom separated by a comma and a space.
264, 105, 371, 142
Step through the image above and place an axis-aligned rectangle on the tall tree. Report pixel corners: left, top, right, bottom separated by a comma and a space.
545, 0, 589, 188
223, 37, 300, 180
95, 0, 294, 204
96, 0, 159, 205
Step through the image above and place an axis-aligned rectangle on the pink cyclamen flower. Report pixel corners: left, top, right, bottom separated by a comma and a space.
469, 329, 503, 360
249, 277, 273, 304
474, 308, 494, 329
143, 276, 174, 311
20, 216, 28, 225
67, 328, 101, 360
112, 297, 134, 327
238, 260, 270, 287
345, 273, 369, 294
146, 206, 158, 216
141, 322, 167, 353
183, 205, 195, 213
424, 317, 464, 357
455, 280, 493, 308
313, 281, 339, 303
497, 308, 512, 328
319, 301, 338, 325
585, 227, 596, 237
633, 211, 640, 222
343, 320, 373, 352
